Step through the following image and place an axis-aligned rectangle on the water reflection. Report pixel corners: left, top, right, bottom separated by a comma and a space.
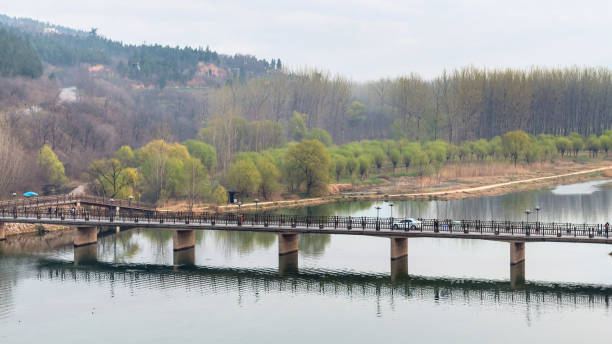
28, 259, 612, 313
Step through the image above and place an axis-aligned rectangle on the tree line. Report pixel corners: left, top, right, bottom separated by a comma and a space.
60, 129, 609, 205
204, 68, 612, 147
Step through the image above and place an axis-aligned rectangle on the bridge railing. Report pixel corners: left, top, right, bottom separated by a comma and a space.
0, 208, 610, 241
0, 194, 154, 211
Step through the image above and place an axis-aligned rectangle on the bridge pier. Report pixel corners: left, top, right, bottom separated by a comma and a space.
74, 226, 97, 247
279, 252, 298, 276
390, 237, 408, 281
74, 244, 97, 265
510, 242, 526, 288
278, 233, 298, 256
0, 223, 5, 241
173, 230, 195, 251
173, 248, 195, 266
278, 233, 299, 276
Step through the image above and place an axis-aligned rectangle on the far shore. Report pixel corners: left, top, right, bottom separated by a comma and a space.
160, 161, 612, 213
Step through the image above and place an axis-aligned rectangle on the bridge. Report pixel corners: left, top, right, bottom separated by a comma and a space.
0, 207, 610, 286
0, 194, 155, 213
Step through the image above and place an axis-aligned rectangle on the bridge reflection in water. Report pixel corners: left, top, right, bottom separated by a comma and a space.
34, 260, 612, 312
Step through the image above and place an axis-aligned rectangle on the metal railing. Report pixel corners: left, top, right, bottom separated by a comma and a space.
1, 208, 610, 241
0, 194, 154, 211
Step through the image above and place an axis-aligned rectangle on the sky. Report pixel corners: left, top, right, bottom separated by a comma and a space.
1, 0, 612, 81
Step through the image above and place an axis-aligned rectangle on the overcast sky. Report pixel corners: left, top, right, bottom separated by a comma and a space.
2, 0, 611, 81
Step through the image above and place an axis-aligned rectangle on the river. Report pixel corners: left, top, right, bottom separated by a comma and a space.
1, 180, 612, 343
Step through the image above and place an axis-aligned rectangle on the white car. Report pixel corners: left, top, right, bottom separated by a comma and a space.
392, 218, 422, 230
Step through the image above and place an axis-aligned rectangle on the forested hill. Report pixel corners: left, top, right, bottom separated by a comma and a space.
0, 14, 280, 87
0, 27, 43, 78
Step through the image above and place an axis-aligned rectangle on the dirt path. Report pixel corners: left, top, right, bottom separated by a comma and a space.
389, 165, 612, 198
69, 183, 87, 195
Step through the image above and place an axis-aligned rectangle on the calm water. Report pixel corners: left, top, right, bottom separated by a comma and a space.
1, 180, 612, 343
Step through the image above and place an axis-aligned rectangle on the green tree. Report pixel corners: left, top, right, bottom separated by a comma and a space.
85, 158, 139, 198
389, 149, 401, 172
555, 137, 572, 158
358, 156, 370, 179
288, 111, 308, 141
346, 101, 366, 127
184, 157, 207, 210
114, 145, 136, 167
600, 135, 612, 156
413, 149, 431, 176
38, 145, 67, 187
285, 139, 331, 196
256, 158, 280, 200
213, 185, 228, 204
346, 157, 358, 176
227, 159, 261, 196
502, 130, 530, 166
183, 139, 218, 172
305, 128, 333, 147
372, 149, 385, 170
333, 155, 346, 181
586, 135, 601, 157
137, 140, 192, 202
569, 133, 584, 157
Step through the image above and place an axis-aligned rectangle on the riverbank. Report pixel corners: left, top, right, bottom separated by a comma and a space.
160, 160, 612, 212
2, 223, 71, 237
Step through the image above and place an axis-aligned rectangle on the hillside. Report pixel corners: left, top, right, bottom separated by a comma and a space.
0, 14, 280, 88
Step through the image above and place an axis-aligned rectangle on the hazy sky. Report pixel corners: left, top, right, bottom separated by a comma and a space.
2, 0, 611, 80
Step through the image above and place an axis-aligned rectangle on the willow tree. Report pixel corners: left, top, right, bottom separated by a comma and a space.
137, 140, 192, 202
38, 145, 67, 187
285, 139, 331, 196
502, 130, 530, 166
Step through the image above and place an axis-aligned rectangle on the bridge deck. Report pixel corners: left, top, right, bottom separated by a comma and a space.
2, 212, 611, 245
0, 195, 155, 212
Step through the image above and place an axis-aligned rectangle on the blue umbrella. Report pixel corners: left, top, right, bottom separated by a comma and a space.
23, 192, 39, 197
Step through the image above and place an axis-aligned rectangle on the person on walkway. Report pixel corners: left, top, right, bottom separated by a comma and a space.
606, 222, 610, 237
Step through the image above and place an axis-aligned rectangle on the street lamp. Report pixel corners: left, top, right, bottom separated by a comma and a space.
389, 203, 394, 218
525, 209, 531, 223
375, 206, 381, 219
129, 195, 134, 204
254, 199, 260, 213
237, 201, 242, 214
535, 206, 541, 223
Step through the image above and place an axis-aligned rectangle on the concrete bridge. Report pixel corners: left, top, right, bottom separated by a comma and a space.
0, 210, 610, 286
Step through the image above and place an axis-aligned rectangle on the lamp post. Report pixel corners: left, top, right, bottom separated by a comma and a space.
375, 206, 381, 219
254, 199, 259, 214
525, 209, 531, 224
389, 203, 394, 219
535, 206, 540, 223
129, 195, 134, 205
11, 192, 16, 214
109, 198, 115, 220
237, 201, 242, 214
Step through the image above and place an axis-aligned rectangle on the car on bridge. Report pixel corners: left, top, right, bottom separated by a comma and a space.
392, 218, 422, 230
